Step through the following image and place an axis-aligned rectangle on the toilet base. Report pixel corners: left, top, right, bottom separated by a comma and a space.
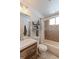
38, 44, 48, 55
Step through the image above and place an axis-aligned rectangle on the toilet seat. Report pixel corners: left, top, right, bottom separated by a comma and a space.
38, 44, 47, 52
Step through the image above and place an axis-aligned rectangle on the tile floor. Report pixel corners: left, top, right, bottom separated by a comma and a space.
37, 51, 58, 59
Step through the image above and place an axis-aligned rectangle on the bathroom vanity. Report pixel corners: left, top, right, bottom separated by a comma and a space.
20, 38, 37, 59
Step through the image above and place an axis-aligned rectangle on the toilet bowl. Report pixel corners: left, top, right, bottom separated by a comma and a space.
38, 44, 48, 53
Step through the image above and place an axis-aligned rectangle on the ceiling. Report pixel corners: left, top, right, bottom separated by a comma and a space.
20, 0, 59, 18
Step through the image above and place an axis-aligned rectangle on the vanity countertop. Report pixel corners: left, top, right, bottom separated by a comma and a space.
20, 37, 37, 51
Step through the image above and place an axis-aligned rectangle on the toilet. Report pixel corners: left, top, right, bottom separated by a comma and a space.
38, 44, 48, 54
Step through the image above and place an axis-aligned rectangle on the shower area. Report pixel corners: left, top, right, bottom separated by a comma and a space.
44, 17, 59, 57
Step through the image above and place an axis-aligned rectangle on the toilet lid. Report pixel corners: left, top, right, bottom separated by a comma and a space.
38, 44, 47, 51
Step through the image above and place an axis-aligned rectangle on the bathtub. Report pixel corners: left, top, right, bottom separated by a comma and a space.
43, 40, 59, 57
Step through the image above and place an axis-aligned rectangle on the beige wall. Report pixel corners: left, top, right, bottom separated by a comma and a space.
44, 20, 59, 42
20, 17, 24, 35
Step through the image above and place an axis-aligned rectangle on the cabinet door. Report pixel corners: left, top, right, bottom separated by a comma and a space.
20, 43, 37, 59
26, 44, 37, 59
31, 52, 37, 59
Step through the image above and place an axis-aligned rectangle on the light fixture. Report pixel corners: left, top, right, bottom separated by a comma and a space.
20, 3, 31, 16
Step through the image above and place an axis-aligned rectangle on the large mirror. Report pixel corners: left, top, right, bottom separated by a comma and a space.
20, 12, 30, 40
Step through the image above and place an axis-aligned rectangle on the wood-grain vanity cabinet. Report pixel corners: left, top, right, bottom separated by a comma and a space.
20, 43, 37, 59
